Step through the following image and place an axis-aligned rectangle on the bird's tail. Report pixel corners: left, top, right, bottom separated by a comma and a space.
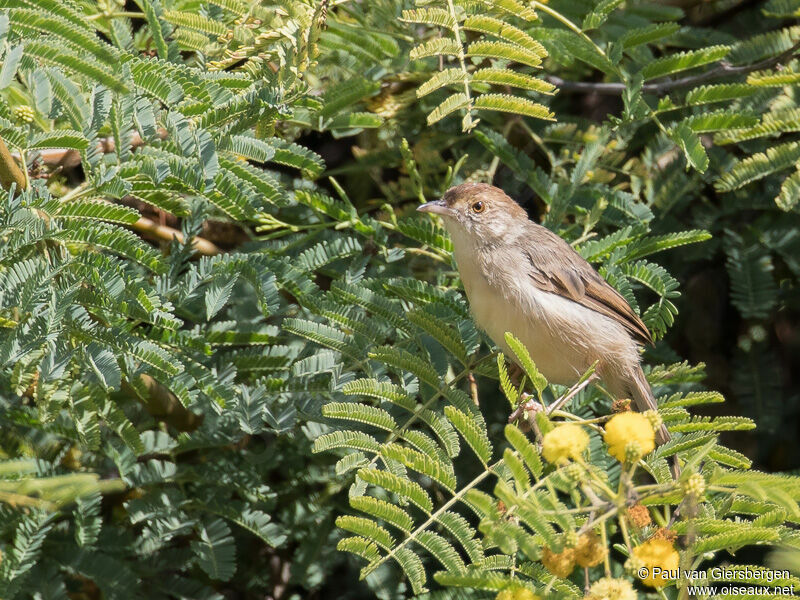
630, 365, 671, 445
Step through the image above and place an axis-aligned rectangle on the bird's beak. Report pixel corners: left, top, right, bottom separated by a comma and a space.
417, 198, 453, 217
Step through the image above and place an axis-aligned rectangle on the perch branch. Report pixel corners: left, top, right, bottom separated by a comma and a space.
547, 40, 800, 96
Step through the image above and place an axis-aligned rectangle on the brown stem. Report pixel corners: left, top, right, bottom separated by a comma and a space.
547, 40, 800, 96
0, 135, 27, 191
23, 131, 219, 256
131, 212, 220, 256
121, 374, 203, 433
547, 373, 599, 415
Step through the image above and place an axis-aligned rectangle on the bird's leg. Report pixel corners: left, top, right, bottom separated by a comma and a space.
507, 359, 545, 431
467, 372, 479, 406
508, 361, 524, 388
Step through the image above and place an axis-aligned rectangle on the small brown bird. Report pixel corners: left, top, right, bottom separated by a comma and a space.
418, 183, 669, 444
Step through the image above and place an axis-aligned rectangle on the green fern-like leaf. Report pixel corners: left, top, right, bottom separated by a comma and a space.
55, 199, 140, 224
504, 424, 543, 479
716, 141, 800, 192
427, 92, 470, 125
641, 46, 730, 80
410, 38, 462, 60
357, 468, 434, 514
620, 22, 680, 49
349, 495, 414, 533
382, 443, 457, 491
684, 83, 759, 106
462, 16, 544, 55
336, 516, 395, 550
416, 68, 466, 98
503, 332, 547, 399
671, 122, 709, 172
777, 169, 800, 211
444, 406, 492, 465
473, 94, 555, 120
337, 536, 381, 562
471, 67, 555, 94
400, 8, 457, 30
467, 40, 544, 68
747, 68, 800, 86
323, 402, 398, 432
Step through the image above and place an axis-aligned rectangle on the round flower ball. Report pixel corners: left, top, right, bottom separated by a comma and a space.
604, 412, 655, 462
542, 424, 589, 464
574, 533, 606, 568
585, 577, 637, 600
631, 538, 680, 588
541, 546, 576, 579
496, 587, 540, 600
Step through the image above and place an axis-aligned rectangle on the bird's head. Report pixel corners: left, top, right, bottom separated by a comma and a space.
417, 183, 528, 246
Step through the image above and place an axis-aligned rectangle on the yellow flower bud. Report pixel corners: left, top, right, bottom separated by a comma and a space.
13, 105, 35, 123
542, 424, 589, 464
683, 473, 706, 497
643, 410, 663, 432
604, 412, 655, 462
562, 462, 583, 481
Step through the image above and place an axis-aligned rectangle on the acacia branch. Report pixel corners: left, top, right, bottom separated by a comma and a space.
0, 135, 27, 191
121, 375, 203, 432
0, 134, 205, 431
131, 212, 220, 255
11, 131, 220, 256
547, 40, 800, 96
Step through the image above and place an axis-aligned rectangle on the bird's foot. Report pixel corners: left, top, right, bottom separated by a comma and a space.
508, 393, 544, 430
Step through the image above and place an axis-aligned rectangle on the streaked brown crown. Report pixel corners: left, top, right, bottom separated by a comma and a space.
443, 183, 528, 219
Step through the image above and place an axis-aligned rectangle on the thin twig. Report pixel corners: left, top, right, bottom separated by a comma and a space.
547, 40, 800, 96
446, 0, 474, 131
547, 373, 599, 415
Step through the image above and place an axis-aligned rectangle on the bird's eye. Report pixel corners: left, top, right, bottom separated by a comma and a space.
471, 201, 485, 213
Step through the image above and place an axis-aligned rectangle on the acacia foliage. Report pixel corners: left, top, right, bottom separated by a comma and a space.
0, 0, 797, 598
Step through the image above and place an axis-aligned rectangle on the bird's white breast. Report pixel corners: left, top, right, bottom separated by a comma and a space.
448, 224, 636, 387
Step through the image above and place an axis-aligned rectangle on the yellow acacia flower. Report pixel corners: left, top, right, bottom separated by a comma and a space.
496, 588, 540, 600
585, 577, 638, 600
575, 533, 607, 567
541, 546, 576, 578
627, 504, 652, 528
631, 538, 680, 588
542, 424, 589, 464
604, 412, 655, 462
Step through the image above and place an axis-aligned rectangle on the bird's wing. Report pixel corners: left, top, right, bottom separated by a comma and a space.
523, 227, 653, 346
